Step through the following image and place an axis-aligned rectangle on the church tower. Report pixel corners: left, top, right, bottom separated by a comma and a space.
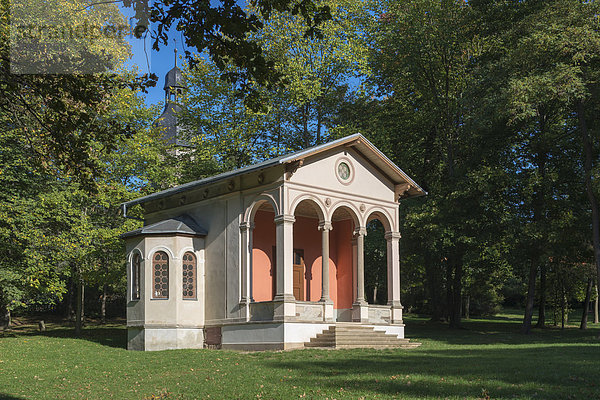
156, 49, 189, 148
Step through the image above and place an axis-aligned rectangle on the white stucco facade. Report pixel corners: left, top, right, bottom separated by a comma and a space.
121, 134, 425, 351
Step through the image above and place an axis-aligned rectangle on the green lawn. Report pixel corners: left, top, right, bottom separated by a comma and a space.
0, 312, 599, 400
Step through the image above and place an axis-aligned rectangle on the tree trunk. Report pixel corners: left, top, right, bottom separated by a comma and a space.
2, 307, 10, 331
536, 265, 546, 328
425, 253, 443, 321
522, 262, 538, 334
101, 283, 107, 325
578, 102, 600, 316
581, 278, 593, 329
464, 295, 470, 320
449, 256, 463, 329
316, 100, 322, 144
81, 282, 85, 325
65, 274, 74, 320
594, 284, 599, 324
561, 280, 567, 330
445, 258, 453, 322
75, 269, 83, 336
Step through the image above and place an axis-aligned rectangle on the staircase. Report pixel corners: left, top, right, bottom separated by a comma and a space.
304, 324, 421, 349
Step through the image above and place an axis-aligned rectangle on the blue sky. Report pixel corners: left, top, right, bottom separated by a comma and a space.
119, 4, 182, 106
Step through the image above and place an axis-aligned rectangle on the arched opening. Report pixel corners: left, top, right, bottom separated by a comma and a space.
330, 205, 359, 321
364, 219, 388, 304
292, 199, 325, 302
251, 201, 277, 301
364, 211, 393, 305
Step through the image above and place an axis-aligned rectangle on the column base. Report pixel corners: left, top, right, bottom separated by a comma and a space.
273, 295, 296, 320
352, 302, 369, 323
239, 298, 250, 322
320, 299, 334, 322
389, 302, 403, 324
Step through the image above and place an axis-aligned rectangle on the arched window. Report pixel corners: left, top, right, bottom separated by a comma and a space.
152, 251, 169, 299
182, 252, 196, 299
132, 253, 141, 300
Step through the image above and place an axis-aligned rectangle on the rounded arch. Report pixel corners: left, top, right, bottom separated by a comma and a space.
147, 245, 175, 261
128, 247, 144, 264
244, 193, 280, 224
290, 195, 327, 221
177, 246, 198, 260
365, 207, 394, 233
329, 200, 362, 227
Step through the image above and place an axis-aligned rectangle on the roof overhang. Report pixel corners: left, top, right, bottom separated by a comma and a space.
121, 133, 426, 211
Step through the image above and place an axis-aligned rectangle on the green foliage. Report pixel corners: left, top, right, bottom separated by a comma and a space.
125, 0, 333, 110
179, 0, 371, 164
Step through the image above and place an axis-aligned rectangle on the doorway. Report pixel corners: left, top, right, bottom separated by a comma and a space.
293, 249, 305, 301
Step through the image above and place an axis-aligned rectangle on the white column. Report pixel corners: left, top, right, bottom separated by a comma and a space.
240, 223, 248, 304
318, 221, 334, 322
355, 227, 367, 305
352, 227, 368, 322
239, 221, 254, 321
351, 237, 357, 302
274, 214, 295, 319
386, 231, 403, 324
318, 221, 333, 303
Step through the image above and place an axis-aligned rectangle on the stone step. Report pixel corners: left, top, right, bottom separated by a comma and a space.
304, 324, 421, 350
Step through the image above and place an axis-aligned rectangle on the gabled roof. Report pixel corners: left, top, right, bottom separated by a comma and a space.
120, 214, 207, 239
122, 134, 426, 209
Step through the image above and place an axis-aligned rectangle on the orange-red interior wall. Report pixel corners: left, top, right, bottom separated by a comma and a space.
252, 210, 276, 301
293, 215, 323, 302
331, 219, 354, 309
252, 209, 354, 309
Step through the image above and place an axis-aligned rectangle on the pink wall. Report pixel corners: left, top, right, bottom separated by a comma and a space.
252, 210, 276, 302
331, 219, 354, 309
252, 209, 355, 309
293, 215, 322, 302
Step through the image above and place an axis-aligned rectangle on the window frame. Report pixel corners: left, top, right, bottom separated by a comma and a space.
151, 251, 169, 300
182, 251, 197, 300
131, 252, 141, 301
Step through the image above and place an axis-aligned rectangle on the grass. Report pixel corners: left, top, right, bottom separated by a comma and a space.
0, 311, 599, 400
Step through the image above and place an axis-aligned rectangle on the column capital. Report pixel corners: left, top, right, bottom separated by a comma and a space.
318, 221, 333, 231
353, 227, 367, 237
239, 221, 255, 231
385, 231, 401, 241
274, 214, 295, 225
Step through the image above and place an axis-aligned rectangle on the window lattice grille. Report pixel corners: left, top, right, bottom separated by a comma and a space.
132, 253, 141, 300
182, 252, 196, 299
152, 251, 169, 299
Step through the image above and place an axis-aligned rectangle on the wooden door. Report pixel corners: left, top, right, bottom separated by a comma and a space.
293, 249, 305, 301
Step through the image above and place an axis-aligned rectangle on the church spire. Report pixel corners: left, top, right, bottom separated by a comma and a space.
163, 47, 184, 103
155, 46, 189, 148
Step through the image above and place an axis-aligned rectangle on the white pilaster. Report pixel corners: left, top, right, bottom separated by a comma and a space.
386, 231, 403, 324
352, 226, 368, 322
274, 214, 296, 319
319, 221, 334, 322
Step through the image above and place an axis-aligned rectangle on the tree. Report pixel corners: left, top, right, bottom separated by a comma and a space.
179, 0, 371, 168
497, 0, 600, 333
1, 0, 155, 189
125, 0, 332, 109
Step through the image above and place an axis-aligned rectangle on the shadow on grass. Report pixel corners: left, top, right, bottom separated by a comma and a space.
0, 393, 26, 400
266, 344, 600, 399
404, 315, 600, 346
4, 323, 127, 350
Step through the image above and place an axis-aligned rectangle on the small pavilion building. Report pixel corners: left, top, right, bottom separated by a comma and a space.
121, 134, 425, 351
